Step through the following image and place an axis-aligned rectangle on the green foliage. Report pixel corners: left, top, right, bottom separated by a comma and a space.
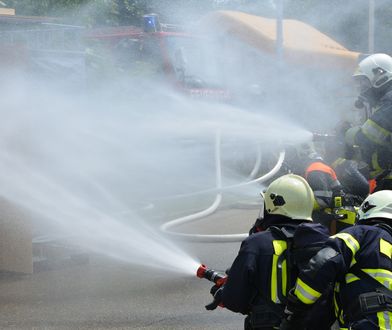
7, 0, 151, 26
4, 0, 392, 53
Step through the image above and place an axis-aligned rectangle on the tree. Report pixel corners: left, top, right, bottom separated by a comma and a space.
4, 0, 392, 53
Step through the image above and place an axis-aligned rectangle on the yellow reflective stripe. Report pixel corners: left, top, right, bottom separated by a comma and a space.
331, 157, 345, 168
333, 283, 346, 325
333, 294, 338, 316
331, 233, 360, 257
380, 238, 392, 259
294, 278, 321, 305
271, 240, 287, 303
362, 119, 391, 145
313, 199, 321, 210
273, 240, 287, 255
377, 311, 392, 330
371, 152, 383, 173
333, 288, 339, 316
370, 152, 391, 178
282, 259, 287, 298
363, 268, 392, 290
345, 273, 360, 284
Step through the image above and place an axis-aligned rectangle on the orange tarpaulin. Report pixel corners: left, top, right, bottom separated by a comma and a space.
199, 11, 361, 71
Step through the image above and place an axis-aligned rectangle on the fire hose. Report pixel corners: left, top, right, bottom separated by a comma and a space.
159, 131, 285, 242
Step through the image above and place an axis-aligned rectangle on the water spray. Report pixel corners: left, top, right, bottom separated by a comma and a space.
312, 132, 336, 142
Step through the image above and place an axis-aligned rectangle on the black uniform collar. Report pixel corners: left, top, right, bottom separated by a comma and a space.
375, 222, 392, 237
260, 214, 305, 231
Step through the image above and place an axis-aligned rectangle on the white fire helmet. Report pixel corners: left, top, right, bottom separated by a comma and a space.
357, 190, 392, 224
262, 174, 314, 221
353, 53, 392, 92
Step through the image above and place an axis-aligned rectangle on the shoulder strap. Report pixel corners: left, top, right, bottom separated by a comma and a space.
268, 226, 295, 304
248, 226, 293, 317
350, 263, 392, 296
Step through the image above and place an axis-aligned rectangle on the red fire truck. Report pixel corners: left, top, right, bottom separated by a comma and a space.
84, 14, 231, 102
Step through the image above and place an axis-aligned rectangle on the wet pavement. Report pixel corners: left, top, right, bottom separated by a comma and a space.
0, 207, 258, 329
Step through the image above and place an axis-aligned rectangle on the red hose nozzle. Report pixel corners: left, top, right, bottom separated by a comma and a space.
196, 264, 226, 284
197, 264, 208, 279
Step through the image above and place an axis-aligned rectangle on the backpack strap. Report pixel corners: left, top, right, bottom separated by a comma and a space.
246, 226, 295, 326
350, 263, 392, 296
345, 264, 392, 321
269, 226, 295, 304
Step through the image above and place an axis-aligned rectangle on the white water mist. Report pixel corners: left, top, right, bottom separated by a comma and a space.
0, 72, 313, 276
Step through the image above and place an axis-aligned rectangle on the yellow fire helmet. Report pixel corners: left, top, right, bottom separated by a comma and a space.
262, 174, 314, 221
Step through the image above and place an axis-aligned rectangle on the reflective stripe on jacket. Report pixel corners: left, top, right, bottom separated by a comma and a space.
294, 225, 392, 329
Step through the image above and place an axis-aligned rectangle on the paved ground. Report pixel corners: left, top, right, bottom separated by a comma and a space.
0, 206, 259, 330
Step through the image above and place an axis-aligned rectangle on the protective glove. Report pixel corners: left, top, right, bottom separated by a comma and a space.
279, 289, 310, 330
210, 283, 221, 296
209, 274, 227, 295
205, 286, 224, 311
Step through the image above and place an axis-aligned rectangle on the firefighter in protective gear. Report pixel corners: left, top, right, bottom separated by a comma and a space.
280, 190, 392, 330
345, 53, 392, 192
285, 141, 346, 233
213, 174, 334, 329
324, 122, 370, 200
322, 130, 370, 233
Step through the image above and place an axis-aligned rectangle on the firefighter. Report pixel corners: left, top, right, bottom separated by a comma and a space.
279, 190, 392, 330
208, 174, 334, 329
323, 123, 370, 201
322, 131, 370, 233
285, 141, 348, 233
345, 53, 392, 192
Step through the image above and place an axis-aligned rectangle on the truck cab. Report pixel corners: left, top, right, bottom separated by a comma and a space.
84, 14, 230, 102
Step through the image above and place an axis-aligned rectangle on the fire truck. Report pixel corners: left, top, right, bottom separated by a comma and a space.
85, 11, 363, 106
84, 14, 231, 102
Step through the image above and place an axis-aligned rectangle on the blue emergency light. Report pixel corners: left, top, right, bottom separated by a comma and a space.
143, 14, 161, 32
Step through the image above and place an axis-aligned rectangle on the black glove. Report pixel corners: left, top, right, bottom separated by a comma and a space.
210, 283, 220, 296
279, 289, 310, 330
205, 286, 224, 311
279, 309, 307, 330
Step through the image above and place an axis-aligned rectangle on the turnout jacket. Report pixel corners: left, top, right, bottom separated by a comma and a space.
293, 224, 392, 329
354, 89, 392, 184
221, 222, 297, 314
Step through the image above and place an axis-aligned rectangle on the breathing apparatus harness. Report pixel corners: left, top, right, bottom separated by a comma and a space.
245, 225, 296, 330
345, 265, 392, 324
345, 222, 392, 324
